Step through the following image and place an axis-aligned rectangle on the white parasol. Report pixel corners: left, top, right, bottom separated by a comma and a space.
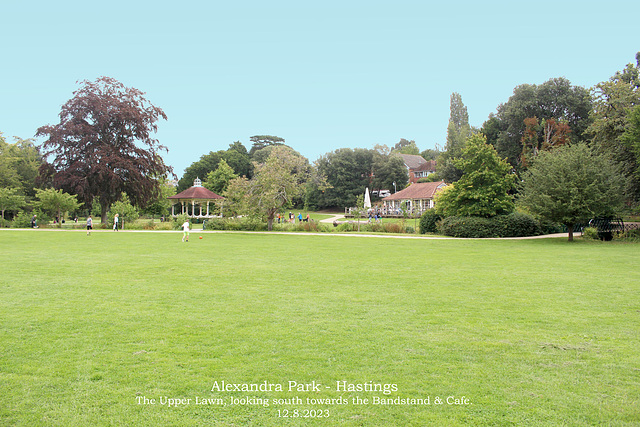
364, 187, 372, 209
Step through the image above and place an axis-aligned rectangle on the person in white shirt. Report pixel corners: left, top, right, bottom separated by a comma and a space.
113, 213, 119, 231
182, 220, 190, 242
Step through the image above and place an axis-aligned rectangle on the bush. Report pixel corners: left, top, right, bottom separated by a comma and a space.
11, 211, 35, 228
383, 222, 405, 233
614, 229, 640, 242
493, 212, 543, 237
196, 217, 268, 232
155, 222, 174, 231
336, 222, 358, 232
582, 227, 600, 240
419, 210, 441, 234
172, 214, 190, 230
437, 216, 498, 238
437, 213, 542, 238
108, 197, 139, 228
296, 220, 327, 232
143, 219, 157, 230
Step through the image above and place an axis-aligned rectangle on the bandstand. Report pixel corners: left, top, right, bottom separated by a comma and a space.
168, 178, 224, 218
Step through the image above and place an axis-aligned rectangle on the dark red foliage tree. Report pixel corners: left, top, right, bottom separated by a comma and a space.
37, 77, 173, 223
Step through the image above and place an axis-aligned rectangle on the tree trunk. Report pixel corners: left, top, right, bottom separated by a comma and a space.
101, 204, 109, 225
267, 216, 273, 231
567, 223, 574, 242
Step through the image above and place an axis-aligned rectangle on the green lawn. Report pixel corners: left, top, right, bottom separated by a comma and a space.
1, 230, 639, 426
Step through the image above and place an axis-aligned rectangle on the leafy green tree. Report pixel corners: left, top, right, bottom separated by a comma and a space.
303, 163, 331, 211
223, 176, 251, 218
437, 93, 472, 183
0, 134, 20, 190
0, 187, 25, 225
435, 134, 515, 218
312, 148, 376, 209
178, 151, 224, 192
352, 194, 366, 232
446, 93, 471, 156
34, 188, 81, 228
37, 77, 172, 223
178, 142, 252, 192
224, 141, 253, 178
227, 146, 308, 230
249, 135, 285, 157
486, 77, 592, 169
420, 147, 441, 161
204, 159, 237, 195
140, 178, 176, 218
517, 144, 626, 241
393, 139, 420, 155
621, 105, 640, 182
0, 134, 43, 198
371, 153, 408, 195
589, 52, 640, 202
108, 193, 139, 228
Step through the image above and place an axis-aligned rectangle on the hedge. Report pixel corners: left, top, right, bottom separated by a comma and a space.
437, 213, 543, 238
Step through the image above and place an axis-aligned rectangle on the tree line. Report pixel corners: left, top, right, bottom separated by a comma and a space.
1, 53, 639, 228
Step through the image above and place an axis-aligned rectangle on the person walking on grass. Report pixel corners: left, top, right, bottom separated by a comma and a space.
182, 219, 190, 242
86, 215, 93, 235
113, 213, 119, 231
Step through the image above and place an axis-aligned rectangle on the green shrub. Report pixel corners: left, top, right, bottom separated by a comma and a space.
155, 222, 174, 231
11, 211, 35, 228
406, 226, 415, 234
172, 214, 190, 230
108, 195, 139, 228
614, 228, 640, 242
419, 210, 441, 234
437, 216, 498, 238
192, 217, 268, 232
437, 213, 542, 238
336, 222, 358, 232
582, 227, 600, 240
143, 220, 157, 230
493, 212, 543, 237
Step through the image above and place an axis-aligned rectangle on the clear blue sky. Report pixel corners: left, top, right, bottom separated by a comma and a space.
1, 1, 638, 177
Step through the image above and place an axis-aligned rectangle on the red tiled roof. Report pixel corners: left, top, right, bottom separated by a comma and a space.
384, 181, 446, 201
168, 186, 224, 200
414, 160, 437, 172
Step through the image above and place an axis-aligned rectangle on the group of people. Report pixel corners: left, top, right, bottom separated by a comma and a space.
368, 212, 382, 223
278, 212, 311, 224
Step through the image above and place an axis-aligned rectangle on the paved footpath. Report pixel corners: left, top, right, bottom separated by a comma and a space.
319, 214, 345, 224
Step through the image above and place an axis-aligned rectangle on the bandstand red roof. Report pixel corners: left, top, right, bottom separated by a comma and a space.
168, 186, 224, 200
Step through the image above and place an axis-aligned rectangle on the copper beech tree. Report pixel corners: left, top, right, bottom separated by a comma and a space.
37, 77, 173, 223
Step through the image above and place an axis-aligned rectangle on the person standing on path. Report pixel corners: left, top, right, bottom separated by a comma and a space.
86, 216, 93, 235
31, 215, 37, 228
113, 214, 119, 231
